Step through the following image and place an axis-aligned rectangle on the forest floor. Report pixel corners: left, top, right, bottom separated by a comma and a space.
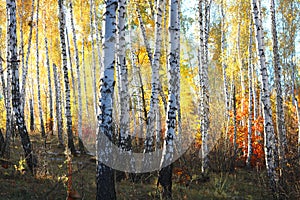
0, 133, 274, 200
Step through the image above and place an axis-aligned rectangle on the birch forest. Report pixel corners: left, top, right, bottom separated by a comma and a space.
0, 0, 300, 199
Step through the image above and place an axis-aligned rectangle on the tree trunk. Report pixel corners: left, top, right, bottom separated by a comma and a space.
117, 0, 131, 151
270, 0, 287, 170
69, 1, 85, 153
29, 98, 34, 132
53, 63, 64, 147
58, 0, 76, 154
7, 0, 36, 172
35, 0, 46, 138
96, 0, 117, 199
199, 0, 211, 174
44, 22, 53, 135
144, 0, 164, 157
246, 22, 253, 167
20, 0, 34, 115
158, 0, 180, 198
65, 28, 77, 108
82, 38, 90, 119
89, 0, 98, 117
251, 0, 279, 196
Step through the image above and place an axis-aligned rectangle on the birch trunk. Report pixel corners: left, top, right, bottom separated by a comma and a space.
82, 39, 90, 118
89, 0, 98, 117
53, 63, 64, 147
246, 22, 253, 167
96, 0, 117, 199
65, 28, 77, 107
251, 0, 279, 195
69, 1, 84, 153
271, 0, 287, 169
36, 0, 46, 137
220, 1, 230, 140
199, 0, 211, 174
44, 23, 53, 135
7, 0, 36, 172
29, 98, 34, 132
20, 0, 34, 115
118, 0, 131, 151
58, 0, 76, 154
158, 0, 180, 198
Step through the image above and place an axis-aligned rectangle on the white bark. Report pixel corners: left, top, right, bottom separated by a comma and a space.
271, 0, 287, 168
53, 63, 64, 146
58, 0, 75, 154
7, 0, 36, 172
89, 0, 98, 117
44, 22, 53, 134
36, 0, 46, 137
246, 22, 253, 167
69, 1, 84, 152
251, 0, 279, 194
144, 0, 164, 155
118, 0, 131, 150
96, 0, 117, 199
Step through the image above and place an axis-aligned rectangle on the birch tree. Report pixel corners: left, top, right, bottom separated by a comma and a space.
44, 21, 53, 135
270, 0, 287, 169
117, 0, 131, 150
53, 63, 64, 147
158, 0, 180, 198
199, 0, 211, 174
58, 0, 76, 154
7, 0, 36, 172
144, 0, 164, 156
96, 0, 117, 199
251, 0, 279, 195
69, 0, 84, 153
35, 0, 46, 137
246, 22, 253, 167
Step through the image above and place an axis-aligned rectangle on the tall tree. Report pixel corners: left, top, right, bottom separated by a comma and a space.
58, 0, 76, 154
270, 0, 287, 170
199, 0, 211, 174
158, 0, 180, 198
246, 21, 253, 167
117, 0, 131, 151
69, 0, 85, 153
7, 0, 36, 172
35, 0, 46, 137
53, 63, 64, 147
144, 0, 164, 157
251, 0, 279, 195
44, 19, 53, 135
96, 0, 117, 199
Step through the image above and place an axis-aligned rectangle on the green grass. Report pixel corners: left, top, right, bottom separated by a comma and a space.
0, 134, 274, 199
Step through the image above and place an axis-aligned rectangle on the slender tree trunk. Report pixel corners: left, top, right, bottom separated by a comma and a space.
158, 0, 180, 198
65, 28, 77, 108
58, 0, 76, 154
199, 0, 211, 174
144, 0, 164, 157
29, 98, 34, 132
53, 63, 64, 147
35, 0, 46, 137
232, 83, 237, 170
251, 0, 279, 195
20, 0, 34, 115
96, 0, 117, 199
246, 22, 253, 167
117, 0, 131, 151
7, 0, 36, 172
44, 22, 53, 135
270, 0, 287, 170
82, 39, 90, 119
89, 0, 98, 117
69, 1, 85, 153
220, 1, 230, 141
